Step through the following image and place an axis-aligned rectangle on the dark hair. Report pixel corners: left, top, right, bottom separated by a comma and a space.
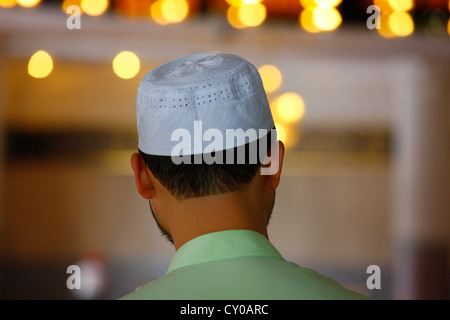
139, 130, 274, 200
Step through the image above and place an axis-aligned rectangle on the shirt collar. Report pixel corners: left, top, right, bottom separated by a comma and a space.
167, 229, 283, 274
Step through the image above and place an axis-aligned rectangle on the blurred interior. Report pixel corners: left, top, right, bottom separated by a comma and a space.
0, 0, 449, 300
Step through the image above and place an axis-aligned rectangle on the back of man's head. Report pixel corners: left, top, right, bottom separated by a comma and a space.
136, 52, 277, 200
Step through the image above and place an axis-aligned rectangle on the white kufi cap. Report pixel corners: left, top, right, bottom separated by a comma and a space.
136, 52, 274, 156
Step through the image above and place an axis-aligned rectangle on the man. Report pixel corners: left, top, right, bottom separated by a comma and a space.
123, 52, 368, 299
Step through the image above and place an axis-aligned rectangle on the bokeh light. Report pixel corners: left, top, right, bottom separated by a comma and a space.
375, 0, 415, 38
0, 0, 17, 8
28, 50, 53, 79
448, 18, 450, 36
314, 0, 342, 8
300, 7, 341, 33
274, 122, 301, 149
227, 5, 247, 29
151, 0, 170, 25
238, 3, 266, 27
62, 0, 83, 14
299, 0, 342, 33
226, 0, 243, 6
377, 13, 396, 38
226, 0, 262, 5
242, 0, 262, 4
387, 0, 414, 12
312, 7, 342, 31
17, 0, 41, 7
80, 0, 109, 16
226, 0, 266, 28
273, 92, 305, 123
258, 64, 282, 94
389, 10, 414, 37
373, 0, 392, 13
161, 0, 189, 23
151, 0, 188, 25
299, 0, 317, 8
299, 7, 321, 33
112, 51, 140, 79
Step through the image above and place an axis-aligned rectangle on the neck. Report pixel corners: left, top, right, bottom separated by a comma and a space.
166, 190, 270, 251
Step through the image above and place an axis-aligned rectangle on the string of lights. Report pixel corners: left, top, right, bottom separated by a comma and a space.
0, 0, 449, 36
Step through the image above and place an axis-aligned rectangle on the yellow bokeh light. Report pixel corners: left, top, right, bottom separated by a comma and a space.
226, 0, 262, 5
0, 0, 17, 8
62, 0, 83, 14
313, 7, 342, 31
28, 50, 53, 79
273, 122, 301, 149
274, 92, 305, 123
387, 0, 413, 12
17, 0, 41, 7
227, 5, 247, 29
226, 0, 242, 6
161, 0, 189, 23
151, 0, 169, 25
377, 13, 396, 38
238, 3, 266, 27
300, 7, 341, 32
448, 19, 450, 37
80, 0, 108, 16
389, 10, 414, 37
300, 0, 341, 8
314, 0, 342, 8
299, 8, 321, 33
112, 51, 140, 79
240, 0, 262, 4
299, 0, 317, 8
258, 64, 282, 94
374, 0, 392, 13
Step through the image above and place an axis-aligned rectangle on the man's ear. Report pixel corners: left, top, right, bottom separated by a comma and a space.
261, 140, 285, 190
131, 152, 154, 199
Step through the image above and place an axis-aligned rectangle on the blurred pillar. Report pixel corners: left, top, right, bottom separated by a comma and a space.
391, 57, 449, 300
0, 35, 4, 231
0, 35, 5, 297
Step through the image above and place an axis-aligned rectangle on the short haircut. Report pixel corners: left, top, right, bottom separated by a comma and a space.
139, 130, 274, 200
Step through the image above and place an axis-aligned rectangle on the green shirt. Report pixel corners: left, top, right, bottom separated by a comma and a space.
121, 229, 369, 300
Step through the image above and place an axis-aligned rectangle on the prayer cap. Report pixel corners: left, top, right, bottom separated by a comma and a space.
137, 52, 274, 156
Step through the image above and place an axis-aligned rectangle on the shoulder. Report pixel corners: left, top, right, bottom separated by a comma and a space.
247, 258, 370, 300
120, 257, 370, 300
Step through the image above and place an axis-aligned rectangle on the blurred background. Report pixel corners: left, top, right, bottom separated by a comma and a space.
0, 0, 449, 300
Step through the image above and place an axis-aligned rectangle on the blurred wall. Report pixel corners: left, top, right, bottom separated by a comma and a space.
0, 7, 449, 299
